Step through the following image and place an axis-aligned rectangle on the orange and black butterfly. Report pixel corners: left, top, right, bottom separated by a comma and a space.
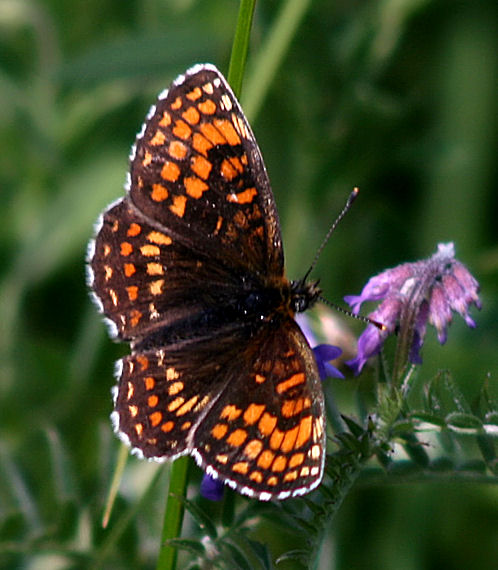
87, 64, 325, 500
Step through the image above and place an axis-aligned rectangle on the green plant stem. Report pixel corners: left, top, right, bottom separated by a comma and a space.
156, 457, 190, 570
228, 0, 257, 97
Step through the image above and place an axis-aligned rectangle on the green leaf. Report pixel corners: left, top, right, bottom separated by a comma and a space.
165, 538, 206, 557
183, 498, 218, 540
341, 414, 366, 437
446, 412, 483, 433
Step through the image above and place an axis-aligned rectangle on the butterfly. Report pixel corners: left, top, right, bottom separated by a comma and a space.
87, 64, 326, 501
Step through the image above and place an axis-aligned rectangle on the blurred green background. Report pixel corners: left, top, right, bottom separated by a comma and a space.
1, 0, 497, 568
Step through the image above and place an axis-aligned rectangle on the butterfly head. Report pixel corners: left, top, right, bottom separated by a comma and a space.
290, 279, 321, 314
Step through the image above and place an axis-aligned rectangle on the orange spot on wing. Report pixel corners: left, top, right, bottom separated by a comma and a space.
149, 130, 166, 146
295, 416, 313, 449
280, 425, 300, 453
136, 355, 149, 371
182, 106, 200, 125
159, 111, 172, 126
211, 423, 228, 440
120, 242, 133, 256
192, 133, 213, 156
169, 195, 187, 217
198, 99, 216, 115
140, 244, 160, 256
258, 412, 277, 436
243, 403, 265, 425
232, 462, 249, 474
104, 266, 113, 280
289, 453, 305, 468
168, 381, 183, 396
166, 367, 179, 380
257, 450, 274, 469
226, 428, 247, 447
190, 155, 212, 180
214, 119, 241, 145
160, 161, 181, 182
127, 223, 141, 236
144, 376, 155, 390
126, 286, 138, 301
221, 157, 243, 180
271, 456, 287, 472
186, 86, 202, 101
226, 187, 257, 204
129, 309, 142, 327
283, 470, 298, 482
220, 405, 242, 421
249, 471, 263, 483
147, 231, 172, 245
168, 140, 187, 159
168, 397, 184, 412
281, 397, 311, 418
149, 411, 162, 426
149, 279, 164, 296
151, 184, 169, 202
142, 151, 153, 166
270, 428, 284, 450
200, 122, 226, 145
276, 373, 306, 394
184, 176, 209, 198
176, 396, 199, 416
172, 119, 191, 140
147, 262, 163, 275
161, 421, 174, 432
170, 96, 182, 110
244, 439, 263, 459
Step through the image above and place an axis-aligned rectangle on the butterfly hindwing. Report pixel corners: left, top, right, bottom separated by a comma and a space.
113, 317, 325, 500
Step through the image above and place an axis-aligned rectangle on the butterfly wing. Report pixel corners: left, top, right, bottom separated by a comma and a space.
89, 64, 285, 341
113, 317, 324, 500
88, 64, 326, 500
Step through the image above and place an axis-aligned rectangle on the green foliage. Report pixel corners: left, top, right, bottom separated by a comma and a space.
1, 0, 497, 569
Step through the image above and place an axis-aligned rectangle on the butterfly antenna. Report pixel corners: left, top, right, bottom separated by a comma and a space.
302, 187, 359, 284
303, 187, 385, 332
318, 297, 387, 331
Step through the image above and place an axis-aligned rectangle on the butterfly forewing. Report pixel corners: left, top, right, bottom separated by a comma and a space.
88, 64, 326, 500
129, 64, 284, 281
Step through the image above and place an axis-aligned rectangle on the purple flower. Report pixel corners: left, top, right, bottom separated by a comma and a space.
313, 344, 344, 380
345, 243, 481, 375
200, 473, 225, 501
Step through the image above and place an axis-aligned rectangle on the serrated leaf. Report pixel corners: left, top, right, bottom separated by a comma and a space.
244, 538, 273, 570
446, 412, 483, 433
410, 412, 446, 429
222, 539, 253, 570
276, 549, 309, 565
341, 415, 365, 437
182, 498, 218, 539
166, 538, 206, 556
